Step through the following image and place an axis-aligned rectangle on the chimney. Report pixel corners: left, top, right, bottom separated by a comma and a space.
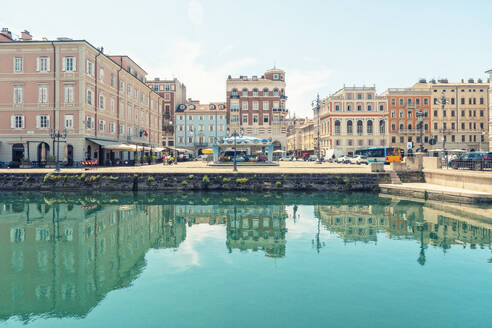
21, 30, 32, 41
0, 27, 13, 41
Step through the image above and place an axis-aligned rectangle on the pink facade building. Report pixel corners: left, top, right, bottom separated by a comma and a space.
0, 28, 163, 165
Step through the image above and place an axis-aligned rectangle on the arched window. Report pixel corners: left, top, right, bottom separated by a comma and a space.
263, 88, 269, 97
367, 120, 373, 134
242, 89, 248, 97
273, 89, 279, 97
253, 88, 258, 97
357, 120, 363, 135
379, 120, 385, 134
399, 123, 404, 131
335, 120, 341, 135
347, 120, 353, 135
231, 89, 238, 96
408, 124, 412, 130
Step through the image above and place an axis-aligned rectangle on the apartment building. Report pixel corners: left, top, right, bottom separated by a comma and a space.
382, 87, 432, 153
0, 28, 162, 165
226, 68, 288, 150
147, 78, 186, 147
175, 102, 227, 154
488, 70, 492, 150
285, 117, 307, 156
413, 79, 489, 152
317, 86, 389, 156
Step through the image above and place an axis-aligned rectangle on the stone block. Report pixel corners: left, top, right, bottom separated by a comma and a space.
370, 162, 385, 172
390, 162, 406, 171
423, 157, 441, 170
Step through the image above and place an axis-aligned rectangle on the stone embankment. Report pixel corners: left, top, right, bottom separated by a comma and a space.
0, 171, 420, 192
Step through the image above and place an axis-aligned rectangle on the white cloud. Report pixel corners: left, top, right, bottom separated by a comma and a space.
286, 67, 333, 118
153, 39, 256, 103
187, 0, 203, 25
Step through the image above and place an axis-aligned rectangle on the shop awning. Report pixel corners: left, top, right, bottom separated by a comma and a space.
202, 148, 213, 154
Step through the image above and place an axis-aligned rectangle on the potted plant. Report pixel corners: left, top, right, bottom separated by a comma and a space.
20, 158, 31, 168
46, 155, 56, 168
151, 155, 157, 164
134, 154, 141, 166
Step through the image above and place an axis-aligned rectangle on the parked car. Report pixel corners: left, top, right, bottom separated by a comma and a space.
336, 155, 351, 164
308, 155, 321, 162
450, 152, 492, 170
350, 155, 369, 165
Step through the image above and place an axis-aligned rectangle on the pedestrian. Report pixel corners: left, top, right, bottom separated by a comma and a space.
162, 154, 166, 165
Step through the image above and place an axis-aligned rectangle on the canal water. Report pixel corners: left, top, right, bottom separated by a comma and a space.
1, 192, 491, 328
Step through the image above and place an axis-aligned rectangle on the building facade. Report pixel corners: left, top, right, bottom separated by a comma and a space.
413, 79, 489, 152
226, 68, 288, 149
175, 102, 227, 154
382, 87, 432, 153
488, 70, 492, 150
146, 78, 186, 148
0, 28, 162, 165
317, 86, 389, 156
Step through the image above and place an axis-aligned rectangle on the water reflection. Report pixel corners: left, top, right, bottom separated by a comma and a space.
0, 192, 491, 323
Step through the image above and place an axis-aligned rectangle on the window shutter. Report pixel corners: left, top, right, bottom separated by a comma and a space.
64, 87, 68, 103
72, 58, 76, 71
11, 116, 15, 128
36, 57, 40, 72
47, 57, 51, 72
12, 57, 15, 72
21, 115, 25, 129
62, 57, 66, 72
86, 60, 89, 74
36, 115, 41, 128
38, 88, 42, 103
46, 115, 50, 128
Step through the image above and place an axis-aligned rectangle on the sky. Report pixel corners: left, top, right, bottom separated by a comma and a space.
1, 0, 491, 118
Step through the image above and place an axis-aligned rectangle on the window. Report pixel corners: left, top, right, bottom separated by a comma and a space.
423, 98, 428, 105
209, 136, 214, 144
379, 105, 384, 111
87, 116, 93, 129
253, 89, 258, 97
99, 95, 105, 109
461, 98, 465, 105
399, 99, 404, 106
64, 85, 74, 103
242, 90, 248, 97
99, 120, 105, 132
87, 89, 93, 105
11, 115, 24, 129
335, 105, 340, 111
35, 114, 49, 129
14, 57, 24, 72
357, 105, 362, 111
407, 98, 412, 105
334, 120, 341, 135
199, 124, 204, 131
242, 102, 248, 110
86, 60, 94, 76
263, 115, 269, 123
480, 98, 484, 105
188, 136, 193, 144
347, 105, 352, 111
433, 98, 438, 105
119, 124, 124, 134
63, 56, 75, 72
451, 122, 455, 130
38, 85, 48, 104
14, 86, 23, 104
110, 122, 115, 133
273, 101, 279, 109
347, 121, 353, 134
367, 94, 373, 100
252, 101, 259, 110
209, 125, 214, 131
230, 102, 239, 112
253, 115, 259, 123
391, 110, 395, 118
451, 98, 455, 105
357, 93, 362, 100
262, 101, 269, 110
263, 89, 269, 97
37, 56, 49, 72
242, 115, 248, 124
178, 136, 184, 144
367, 120, 373, 134
64, 114, 74, 129
367, 105, 372, 111
274, 89, 279, 96
391, 98, 396, 106
273, 74, 279, 80
110, 98, 115, 112
416, 98, 420, 105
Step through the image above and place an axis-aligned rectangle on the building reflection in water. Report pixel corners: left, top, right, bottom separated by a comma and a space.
0, 192, 491, 322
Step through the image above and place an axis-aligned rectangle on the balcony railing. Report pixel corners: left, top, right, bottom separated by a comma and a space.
230, 94, 240, 99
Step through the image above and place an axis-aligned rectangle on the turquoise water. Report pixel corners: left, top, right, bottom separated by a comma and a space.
1, 192, 491, 328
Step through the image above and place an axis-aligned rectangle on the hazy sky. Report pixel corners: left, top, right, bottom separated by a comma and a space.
1, 0, 491, 117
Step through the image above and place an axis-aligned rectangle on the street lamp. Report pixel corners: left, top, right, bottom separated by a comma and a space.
436, 91, 448, 167
227, 127, 243, 172
312, 93, 322, 164
49, 128, 67, 172
416, 110, 425, 153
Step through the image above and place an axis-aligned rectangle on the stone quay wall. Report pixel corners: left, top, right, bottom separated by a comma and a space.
0, 171, 415, 192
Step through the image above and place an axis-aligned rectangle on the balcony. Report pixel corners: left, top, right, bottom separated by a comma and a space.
230, 94, 240, 99
280, 95, 288, 99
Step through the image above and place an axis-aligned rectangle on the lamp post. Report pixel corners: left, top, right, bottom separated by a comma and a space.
312, 93, 321, 164
227, 127, 243, 172
292, 114, 296, 158
49, 128, 67, 172
436, 91, 448, 167
416, 110, 425, 153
